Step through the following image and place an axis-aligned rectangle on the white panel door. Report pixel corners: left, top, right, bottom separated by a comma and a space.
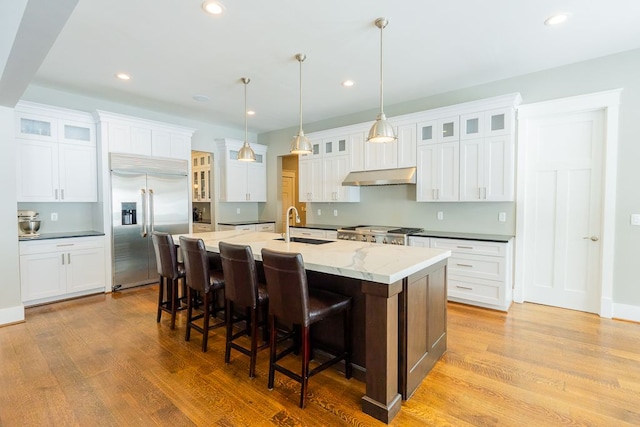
522, 110, 604, 313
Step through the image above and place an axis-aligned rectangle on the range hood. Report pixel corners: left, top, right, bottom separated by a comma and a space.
342, 167, 416, 186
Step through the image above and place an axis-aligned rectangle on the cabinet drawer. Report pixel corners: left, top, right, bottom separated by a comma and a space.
290, 228, 325, 238
255, 223, 275, 232
448, 253, 505, 281
448, 276, 502, 306
192, 223, 213, 233
431, 238, 506, 256
19, 236, 104, 255
325, 230, 338, 240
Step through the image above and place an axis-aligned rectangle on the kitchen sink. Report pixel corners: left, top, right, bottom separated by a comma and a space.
274, 237, 334, 245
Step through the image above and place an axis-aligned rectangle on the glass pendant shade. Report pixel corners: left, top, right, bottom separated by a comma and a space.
290, 53, 312, 155
237, 77, 256, 162
367, 17, 397, 143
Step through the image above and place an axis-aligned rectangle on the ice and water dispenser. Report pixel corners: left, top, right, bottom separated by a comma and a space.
121, 202, 137, 225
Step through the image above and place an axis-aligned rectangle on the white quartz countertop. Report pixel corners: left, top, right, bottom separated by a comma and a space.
173, 230, 450, 285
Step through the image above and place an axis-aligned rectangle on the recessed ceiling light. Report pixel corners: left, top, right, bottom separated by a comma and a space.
192, 94, 210, 102
201, 0, 225, 15
247, 110, 255, 116
342, 80, 355, 87
116, 73, 131, 80
544, 13, 569, 26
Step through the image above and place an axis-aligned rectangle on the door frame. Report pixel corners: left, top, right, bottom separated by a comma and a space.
514, 89, 622, 317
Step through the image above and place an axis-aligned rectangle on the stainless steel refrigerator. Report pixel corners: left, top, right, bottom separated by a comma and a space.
110, 153, 189, 290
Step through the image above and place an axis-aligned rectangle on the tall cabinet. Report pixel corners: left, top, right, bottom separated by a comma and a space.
216, 138, 268, 202
15, 102, 97, 202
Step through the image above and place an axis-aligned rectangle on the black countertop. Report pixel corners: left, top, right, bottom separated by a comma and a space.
217, 220, 276, 226
411, 230, 514, 243
19, 230, 105, 241
292, 224, 347, 231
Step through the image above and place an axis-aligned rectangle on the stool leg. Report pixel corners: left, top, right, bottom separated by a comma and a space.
268, 315, 277, 390
202, 291, 211, 352
156, 276, 164, 323
344, 307, 352, 379
261, 301, 270, 344
170, 278, 178, 330
249, 306, 258, 379
225, 299, 233, 364
185, 287, 193, 342
300, 325, 311, 408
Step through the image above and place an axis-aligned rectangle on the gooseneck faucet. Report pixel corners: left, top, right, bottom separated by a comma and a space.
284, 205, 301, 243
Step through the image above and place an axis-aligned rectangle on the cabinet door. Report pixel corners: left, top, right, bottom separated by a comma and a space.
16, 112, 58, 142
108, 123, 132, 153
224, 161, 247, 202
364, 139, 397, 170
460, 112, 485, 140
298, 158, 322, 202
333, 155, 359, 202
16, 140, 59, 202
459, 139, 484, 201
255, 223, 275, 232
151, 130, 172, 158
66, 247, 106, 293
58, 144, 98, 202
131, 127, 152, 156
349, 132, 365, 172
416, 143, 459, 202
397, 124, 417, 168
170, 134, 191, 160
483, 135, 513, 201
485, 108, 511, 137
59, 119, 95, 146
418, 120, 437, 145
20, 252, 67, 302
437, 116, 459, 143
247, 163, 267, 202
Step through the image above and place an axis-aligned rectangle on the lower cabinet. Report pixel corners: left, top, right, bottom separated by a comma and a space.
192, 223, 213, 233
290, 228, 337, 239
218, 222, 275, 232
409, 236, 513, 311
19, 236, 106, 306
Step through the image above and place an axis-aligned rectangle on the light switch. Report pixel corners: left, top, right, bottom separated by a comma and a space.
631, 214, 640, 226
333, 209, 338, 217
236, 208, 240, 214
317, 209, 321, 216
51, 212, 58, 221
437, 211, 443, 220
499, 212, 506, 222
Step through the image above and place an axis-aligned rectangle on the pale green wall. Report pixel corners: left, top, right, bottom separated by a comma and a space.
0, 107, 21, 314
258, 48, 640, 306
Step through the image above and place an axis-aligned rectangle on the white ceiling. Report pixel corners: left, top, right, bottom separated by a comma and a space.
26, 0, 640, 133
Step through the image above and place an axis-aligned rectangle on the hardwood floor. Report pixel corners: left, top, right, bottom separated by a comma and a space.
1, 286, 639, 426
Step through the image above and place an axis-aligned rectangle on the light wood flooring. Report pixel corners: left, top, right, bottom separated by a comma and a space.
1, 285, 639, 426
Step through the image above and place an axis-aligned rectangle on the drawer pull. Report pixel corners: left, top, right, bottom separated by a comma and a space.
456, 245, 474, 249
301, 232, 312, 236
456, 285, 473, 290
56, 243, 74, 247
456, 263, 473, 267
61, 254, 65, 265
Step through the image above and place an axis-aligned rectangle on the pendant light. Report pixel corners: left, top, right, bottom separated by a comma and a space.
367, 17, 397, 143
237, 77, 256, 162
290, 53, 313, 154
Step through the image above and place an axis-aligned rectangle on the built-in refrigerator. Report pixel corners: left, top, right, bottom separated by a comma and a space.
110, 153, 189, 290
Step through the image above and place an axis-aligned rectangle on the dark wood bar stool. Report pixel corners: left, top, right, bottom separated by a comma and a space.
151, 231, 186, 330
261, 248, 352, 408
179, 236, 225, 352
219, 241, 269, 378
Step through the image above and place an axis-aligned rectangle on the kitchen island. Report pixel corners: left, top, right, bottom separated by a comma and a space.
174, 230, 450, 423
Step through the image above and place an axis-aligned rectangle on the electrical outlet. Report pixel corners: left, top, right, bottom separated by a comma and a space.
437, 211, 443, 221
333, 209, 338, 217
317, 209, 321, 216
51, 212, 58, 221
499, 212, 506, 222
631, 213, 640, 226
236, 208, 240, 214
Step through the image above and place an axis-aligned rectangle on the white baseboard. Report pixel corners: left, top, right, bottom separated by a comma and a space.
612, 303, 640, 323
0, 304, 25, 326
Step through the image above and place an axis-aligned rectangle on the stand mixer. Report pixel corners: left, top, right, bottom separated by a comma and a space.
18, 210, 41, 237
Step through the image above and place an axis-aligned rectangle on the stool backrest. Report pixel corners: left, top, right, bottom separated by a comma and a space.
152, 231, 179, 279
219, 241, 259, 309
261, 248, 309, 326
179, 236, 211, 293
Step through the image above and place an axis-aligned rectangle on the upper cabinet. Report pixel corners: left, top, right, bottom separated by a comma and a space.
95, 111, 193, 161
298, 131, 361, 203
192, 151, 212, 202
216, 139, 267, 202
16, 102, 97, 202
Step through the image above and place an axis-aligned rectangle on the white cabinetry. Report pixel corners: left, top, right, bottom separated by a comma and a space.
15, 102, 97, 202
290, 227, 337, 239
397, 124, 417, 168
416, 142, 459, 201
192, 223, 213, 233
192, 151, 212, 202
407, 236, 431, 248
298, 132, 360, 203
430, 237, 513, 311
19, 236, 106, 306
96, 111, 193, 160
218, 222, 275, 232
216, 139, 267, 202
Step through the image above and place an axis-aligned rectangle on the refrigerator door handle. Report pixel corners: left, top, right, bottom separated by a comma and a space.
149, 188, 155, 233
141, 188, 147, 237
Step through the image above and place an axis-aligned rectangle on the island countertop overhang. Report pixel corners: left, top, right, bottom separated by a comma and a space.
173, 230, 450, 285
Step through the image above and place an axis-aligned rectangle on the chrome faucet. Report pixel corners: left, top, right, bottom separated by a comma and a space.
284, 205, 301, 243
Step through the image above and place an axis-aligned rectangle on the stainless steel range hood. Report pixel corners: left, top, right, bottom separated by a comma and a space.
342, 167, 416, 186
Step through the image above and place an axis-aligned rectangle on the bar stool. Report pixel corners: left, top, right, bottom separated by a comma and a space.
179, 236, 225, 352
219, 241, 269, 378
151, 231, 185, 329
261, 248, 352, 408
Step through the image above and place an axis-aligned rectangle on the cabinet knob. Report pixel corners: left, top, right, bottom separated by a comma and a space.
583, 236, 599, 242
